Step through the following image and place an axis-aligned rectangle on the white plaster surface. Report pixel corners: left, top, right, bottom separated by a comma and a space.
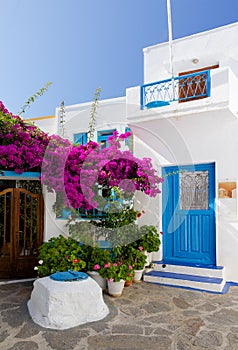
27, 276, 109, 329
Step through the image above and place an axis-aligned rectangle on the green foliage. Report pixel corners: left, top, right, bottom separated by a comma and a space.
130, 248, 147, 270
36, 235, 86, 277
18, 81, 52, 115
97, 208, 138, 228
81, 245, 111, 271
52, 192, 65, 218
112, 245, 147, 270
136, 225, 161, 253
100, 262, 130, 282
91, 208, 140, 246
69, 221, 98, 246
17, 180, 42, 194
0, 112, 19, 129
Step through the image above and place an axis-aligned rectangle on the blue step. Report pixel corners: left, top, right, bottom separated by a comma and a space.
145, 270, 223, 284
152, 261, 224, 278
154, 260, 224, 270
143, 269, 226, 293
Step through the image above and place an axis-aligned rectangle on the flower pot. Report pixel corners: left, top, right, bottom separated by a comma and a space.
144, 251, 153, 267
107, 279, 125, 297
87, 271, 107, 291
124, 279, 133, 287
133, 269, 144, 283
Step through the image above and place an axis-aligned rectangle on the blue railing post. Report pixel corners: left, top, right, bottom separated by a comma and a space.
206, 70, 211, 98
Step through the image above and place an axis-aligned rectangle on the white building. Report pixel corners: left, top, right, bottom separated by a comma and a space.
34, 22, 238, 292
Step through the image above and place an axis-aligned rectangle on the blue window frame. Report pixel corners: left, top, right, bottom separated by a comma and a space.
125, 127, 133, 152
97, 129, 115, 149
73, 132, 88, 145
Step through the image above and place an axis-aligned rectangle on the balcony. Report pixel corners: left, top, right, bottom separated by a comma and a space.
126, 67, 238, 122
141, 70, 210, 109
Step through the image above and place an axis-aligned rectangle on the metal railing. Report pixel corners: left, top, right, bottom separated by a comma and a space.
141, 70, 211, 109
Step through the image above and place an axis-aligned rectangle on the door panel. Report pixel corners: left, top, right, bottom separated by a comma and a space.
162, 163, 216, 265
0, 188, 43, 278
0, 189, 14, 278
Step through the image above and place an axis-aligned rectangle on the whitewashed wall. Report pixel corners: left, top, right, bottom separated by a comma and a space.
24, 116, 57, 134
126, 22, 238, 282
55, 97, 127, 143
143, 22, 238, 84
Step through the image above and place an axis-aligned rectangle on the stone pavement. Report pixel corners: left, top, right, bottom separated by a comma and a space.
1, 280, 238, 350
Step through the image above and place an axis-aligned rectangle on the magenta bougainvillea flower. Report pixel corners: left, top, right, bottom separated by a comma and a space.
0, 101, 50, 173
1, 101, 163, 211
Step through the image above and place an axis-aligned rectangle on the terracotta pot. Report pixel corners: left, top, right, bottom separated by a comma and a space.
144, 251, 153, 267
124, 279, 133, 287
107, 279, 125, 297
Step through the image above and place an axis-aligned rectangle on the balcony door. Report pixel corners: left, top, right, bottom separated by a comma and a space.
178, 64, 219, 102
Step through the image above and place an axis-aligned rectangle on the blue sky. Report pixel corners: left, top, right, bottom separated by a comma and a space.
1, 0, 238, 118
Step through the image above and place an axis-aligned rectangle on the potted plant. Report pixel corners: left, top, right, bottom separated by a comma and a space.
100, 261, 128, 297
82, 245, 111, 290
130, 247, 147, 283
135, 225, 161, 267
124, 264, 135, 287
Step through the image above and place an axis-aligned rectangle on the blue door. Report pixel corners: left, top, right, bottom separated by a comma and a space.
162, 163, 216, 266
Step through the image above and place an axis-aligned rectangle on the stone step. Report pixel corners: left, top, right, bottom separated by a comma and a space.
143, 270, 226, 293
153, 261, 225, 278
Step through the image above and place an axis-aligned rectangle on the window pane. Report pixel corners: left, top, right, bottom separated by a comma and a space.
73, 132, 87, 145
180, 171, 208, 210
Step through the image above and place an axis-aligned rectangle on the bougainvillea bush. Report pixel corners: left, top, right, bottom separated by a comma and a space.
0, 101, 50, 174
41, 130, 164, 211
0, 101, 163, 213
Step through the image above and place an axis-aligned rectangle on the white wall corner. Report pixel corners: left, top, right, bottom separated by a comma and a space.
126, 86, 141, 117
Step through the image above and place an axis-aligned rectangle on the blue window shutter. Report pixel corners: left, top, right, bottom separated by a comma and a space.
97, 129, 115, 149
125, 127, 133, 152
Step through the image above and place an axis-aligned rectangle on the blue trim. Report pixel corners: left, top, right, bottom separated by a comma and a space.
140, 84, 144, 110
0, 171, 41, 179
228, 281, 238, 287
97, 129, 115, 149
207, 70, 211, 98
145, 101, 170, 109
125, 126, 133, 150
146, 270, 223, 284
154, 260, 223, 270
73, 132, 88, 145
144, 280, 231, 295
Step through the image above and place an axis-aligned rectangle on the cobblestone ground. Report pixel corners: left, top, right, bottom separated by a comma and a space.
1, 281, 238, 350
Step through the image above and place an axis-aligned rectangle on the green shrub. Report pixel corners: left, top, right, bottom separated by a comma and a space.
36, 235, 86, 277
136, 225, 161, 253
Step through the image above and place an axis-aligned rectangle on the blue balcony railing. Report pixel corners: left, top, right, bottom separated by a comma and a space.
141, 70, 211, 109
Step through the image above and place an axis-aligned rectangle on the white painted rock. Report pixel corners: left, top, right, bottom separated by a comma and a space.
27, 276, 109, 329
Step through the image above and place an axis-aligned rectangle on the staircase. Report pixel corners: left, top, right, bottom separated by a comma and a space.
143, 261, 227, 293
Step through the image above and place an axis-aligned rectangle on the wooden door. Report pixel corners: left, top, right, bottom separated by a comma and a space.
0, 188, 44, 278
178, 64, 219, 103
